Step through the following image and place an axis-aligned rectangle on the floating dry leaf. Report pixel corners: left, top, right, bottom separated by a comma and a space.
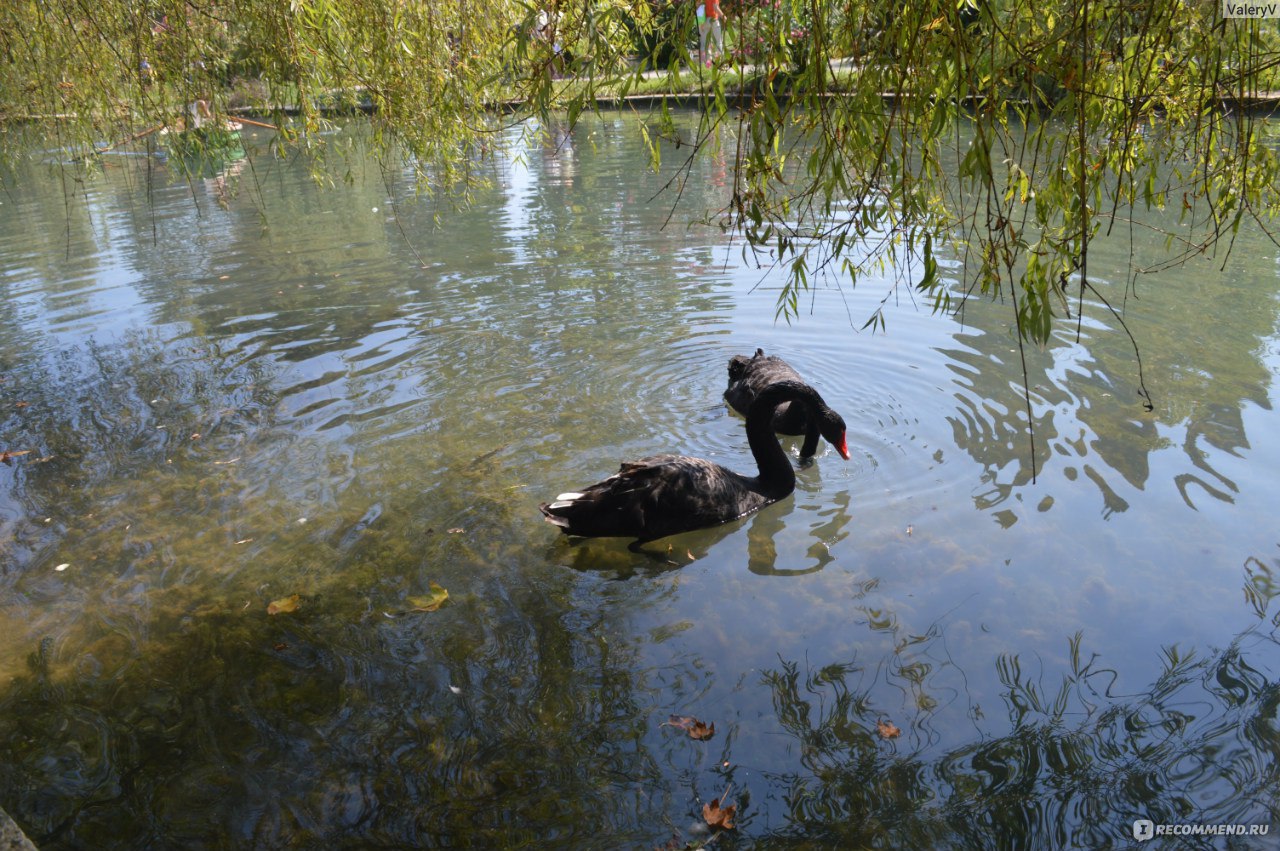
689, 720, 715, 740
447, 527, 464, 534
267, 594, 301, 615
0, 449, 32, 464
702, 796, 736, 830
665, 715, 716, 740
407, 582, 449, 612
877, 718, 901, 739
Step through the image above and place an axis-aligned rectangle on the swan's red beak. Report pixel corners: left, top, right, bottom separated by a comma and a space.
837, 432, 850, 460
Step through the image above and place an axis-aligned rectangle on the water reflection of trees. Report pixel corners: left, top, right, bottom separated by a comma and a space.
757, 562, 1280, 846
6, 113, 1279, 847
938, 212, 1280, 519
4, 541, 1276, 845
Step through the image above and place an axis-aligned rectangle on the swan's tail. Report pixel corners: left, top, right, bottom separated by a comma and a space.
539, 492, 587, 530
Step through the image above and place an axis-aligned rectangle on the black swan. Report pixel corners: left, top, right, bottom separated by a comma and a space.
724, 348, 838, 458
540, 380, 848, 547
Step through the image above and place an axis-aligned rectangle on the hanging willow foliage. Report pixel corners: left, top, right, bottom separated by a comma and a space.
0, 0, 536, 188
720, 0, 1280, 342
3, 0, 1280, 359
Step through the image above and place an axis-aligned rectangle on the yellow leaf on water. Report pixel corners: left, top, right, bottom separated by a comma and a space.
267, 594, 301, 615
407, 582, 449, 613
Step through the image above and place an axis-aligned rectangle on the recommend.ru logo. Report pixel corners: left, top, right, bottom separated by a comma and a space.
1133, 818, 1269, 840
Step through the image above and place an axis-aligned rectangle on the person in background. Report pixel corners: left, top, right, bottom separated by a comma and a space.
700, 0, 724, 67
533, 6, 565, 76
696, 3, 707, 63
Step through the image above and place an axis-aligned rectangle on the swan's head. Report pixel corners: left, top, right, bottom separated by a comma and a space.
820, 409, 850, 460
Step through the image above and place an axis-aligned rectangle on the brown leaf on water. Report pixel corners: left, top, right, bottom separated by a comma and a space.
665, 715, 715, 740
267, 594, 301, 615
1, 449, 32, 464
406, 582, 449, 612
688, 720, 715, 740
702, 797, 736, 830
877, 718, 901, 739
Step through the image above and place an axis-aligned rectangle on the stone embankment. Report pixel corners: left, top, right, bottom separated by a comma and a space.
0, 809, 36, 851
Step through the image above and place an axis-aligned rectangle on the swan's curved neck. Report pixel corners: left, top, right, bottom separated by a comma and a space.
746, 380, 823, 493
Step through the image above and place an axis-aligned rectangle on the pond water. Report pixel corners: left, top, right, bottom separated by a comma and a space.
1, 113, 1278, 848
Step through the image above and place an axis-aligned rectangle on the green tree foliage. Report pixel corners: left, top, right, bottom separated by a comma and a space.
3, 0, 1280, 349
703, 0, 1280, 347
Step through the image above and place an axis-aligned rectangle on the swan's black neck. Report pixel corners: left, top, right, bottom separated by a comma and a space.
745, 380, 825, 494
800, 421, 820, 458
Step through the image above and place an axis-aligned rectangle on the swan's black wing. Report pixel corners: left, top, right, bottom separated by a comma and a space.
724, 349, 812, 436
724, 351, 762, 414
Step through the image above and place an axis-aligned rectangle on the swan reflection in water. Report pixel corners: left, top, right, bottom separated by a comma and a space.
549, 459, 855, 578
